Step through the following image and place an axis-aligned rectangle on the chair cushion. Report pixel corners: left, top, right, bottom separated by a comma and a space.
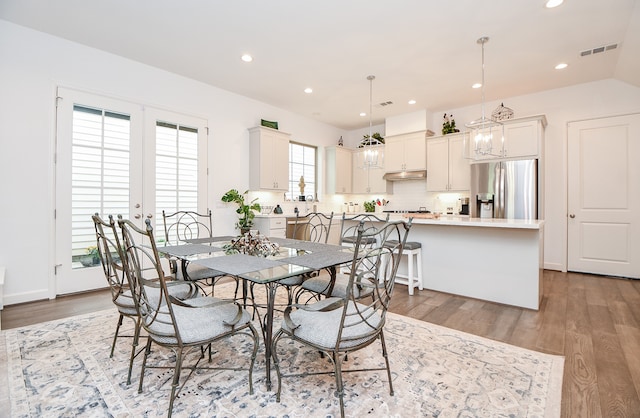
282, 300, 382, 349
178, 263, 225, 281
341, 236, 377, 245
384, 240, 421, 250
301, 274, 372, 299
146, 300, 252, 345
115, 282, 196, 315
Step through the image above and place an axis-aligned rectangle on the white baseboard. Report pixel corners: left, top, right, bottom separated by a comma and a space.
0, 266, 4, 310
3, 288, 52, 307
544, 262, 566, 272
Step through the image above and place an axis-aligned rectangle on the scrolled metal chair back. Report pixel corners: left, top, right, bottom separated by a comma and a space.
337, 219, 412, 347
92, 213, 127, 303
118, 217, 181, 342
293, 212, 334, 243
162, 210, 213, 245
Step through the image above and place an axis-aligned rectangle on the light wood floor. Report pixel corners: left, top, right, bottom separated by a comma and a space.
2, 270, 639, 417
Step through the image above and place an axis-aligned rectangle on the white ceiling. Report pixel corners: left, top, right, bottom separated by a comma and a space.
1, 0, 639, 130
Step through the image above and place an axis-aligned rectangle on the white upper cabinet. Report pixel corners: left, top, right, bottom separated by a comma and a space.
426, 133, 470, 192
467, 115, 547, 162
384, 131, 427, 172
503, 119, 540, 159
326, 146, 352, 194
249, 126, 290, 191
352, 145, 389, 194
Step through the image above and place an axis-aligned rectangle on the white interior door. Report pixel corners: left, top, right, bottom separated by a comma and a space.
567, 114, 640, 279
54, 88, 208, 295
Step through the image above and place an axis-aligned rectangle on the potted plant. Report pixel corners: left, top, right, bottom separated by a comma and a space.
221, 189, 261, 234
80, 246, 100, 267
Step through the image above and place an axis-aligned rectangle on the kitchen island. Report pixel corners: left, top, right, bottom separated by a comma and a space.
389, 215, 544, 310
255, 212, 544, 310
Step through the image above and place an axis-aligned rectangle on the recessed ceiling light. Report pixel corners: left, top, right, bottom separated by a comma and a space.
472, 83, 482, 89
555, 63, 568, 70
360, 112, 367, 117
241, 54, 253, 62
545, 0, 563, 8
304, 87, 313, 94
408, 100, 416, 105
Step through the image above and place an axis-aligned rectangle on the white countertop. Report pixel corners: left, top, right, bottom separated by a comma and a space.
256, 212, 543, 230
387, 214, 544, 230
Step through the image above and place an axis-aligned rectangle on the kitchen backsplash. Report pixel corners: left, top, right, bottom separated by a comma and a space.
249, 182, 469, 216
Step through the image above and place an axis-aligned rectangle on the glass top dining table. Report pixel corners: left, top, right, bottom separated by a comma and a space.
157, 235, 355, 390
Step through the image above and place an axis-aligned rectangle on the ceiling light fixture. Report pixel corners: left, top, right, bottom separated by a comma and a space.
304, 87, 313, 94
363, 75, 381, 168
472, 83, 482, 89
241, 54, 253, 62
408, 99, 417, 105
555, 63, 568, 70
545, 0, 564, 8
465, 37, 503, 157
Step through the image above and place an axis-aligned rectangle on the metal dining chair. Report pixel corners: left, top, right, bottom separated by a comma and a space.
272, 219, 413, 418
162, 210, 239, 297
296, 212, 389, 301
118, 217, 259, 418
92, 213, 199, 385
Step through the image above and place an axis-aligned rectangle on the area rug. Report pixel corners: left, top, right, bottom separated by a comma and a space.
1, 306, 563, 417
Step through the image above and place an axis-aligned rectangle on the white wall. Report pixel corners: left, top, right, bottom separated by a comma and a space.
429, 80, 640, 271
2, 19, 639, 305
0, 20, 345, 304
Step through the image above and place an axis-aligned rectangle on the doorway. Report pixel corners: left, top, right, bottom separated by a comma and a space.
54, 87, 208, 295
567, 113, 640, 278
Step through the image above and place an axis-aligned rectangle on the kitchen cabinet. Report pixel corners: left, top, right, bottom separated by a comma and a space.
248, 126, 290, 191
502, 119, 540, 158
468, 115, 547, 161
352, 146, 390, 194
326, 146, 352, 194
253, 216, 286, 238
426, 133, 470, 192
384, 131, 427, 172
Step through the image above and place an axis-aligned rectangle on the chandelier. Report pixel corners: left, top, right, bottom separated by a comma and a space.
363, 75, 381, 168
465, 37, 503, 157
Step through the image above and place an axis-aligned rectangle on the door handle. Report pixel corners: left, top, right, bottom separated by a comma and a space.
569, 214, 575, 218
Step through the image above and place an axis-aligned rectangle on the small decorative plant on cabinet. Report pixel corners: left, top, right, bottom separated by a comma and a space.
221, 189, 261, 234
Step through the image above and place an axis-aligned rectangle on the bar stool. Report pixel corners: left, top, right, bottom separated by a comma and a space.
385, 240, 423, 295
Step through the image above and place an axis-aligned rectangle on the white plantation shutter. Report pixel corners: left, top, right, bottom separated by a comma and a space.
155, 121, 199, 228
71, 105, 130, 260
288, 142, 316, 200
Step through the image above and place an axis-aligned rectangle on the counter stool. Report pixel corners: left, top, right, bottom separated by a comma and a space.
385, 240, 423, 295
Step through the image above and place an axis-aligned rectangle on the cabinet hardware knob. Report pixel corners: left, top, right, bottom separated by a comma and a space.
569, 214, 575, 218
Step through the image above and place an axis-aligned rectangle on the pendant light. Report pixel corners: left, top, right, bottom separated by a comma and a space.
363, 75, 381, 168
465, 37, 503, 157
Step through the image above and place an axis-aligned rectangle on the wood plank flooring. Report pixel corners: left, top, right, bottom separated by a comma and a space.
2, 270, 640, 417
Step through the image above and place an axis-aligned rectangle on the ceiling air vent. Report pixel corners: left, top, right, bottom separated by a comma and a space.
580, 43, 618, 57
378, 101, 393, 107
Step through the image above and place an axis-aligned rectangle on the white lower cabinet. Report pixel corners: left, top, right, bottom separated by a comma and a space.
253, 216, 287, 238
426, 133, 470, 192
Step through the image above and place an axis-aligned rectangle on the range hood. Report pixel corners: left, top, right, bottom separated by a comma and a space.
383, 170, 427, 181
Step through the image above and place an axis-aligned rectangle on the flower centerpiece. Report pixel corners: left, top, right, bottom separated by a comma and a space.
221, 189, 261, 234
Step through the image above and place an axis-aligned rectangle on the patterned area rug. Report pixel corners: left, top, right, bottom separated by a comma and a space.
0, 303, 563, 417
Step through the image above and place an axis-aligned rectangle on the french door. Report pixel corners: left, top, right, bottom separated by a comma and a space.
54, 87, 208, 295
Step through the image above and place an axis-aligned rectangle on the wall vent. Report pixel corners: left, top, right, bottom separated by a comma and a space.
377, 101, 393, 107
580, 43, 618, 57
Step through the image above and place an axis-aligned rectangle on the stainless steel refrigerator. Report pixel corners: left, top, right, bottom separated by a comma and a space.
470, 159, 538, 219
